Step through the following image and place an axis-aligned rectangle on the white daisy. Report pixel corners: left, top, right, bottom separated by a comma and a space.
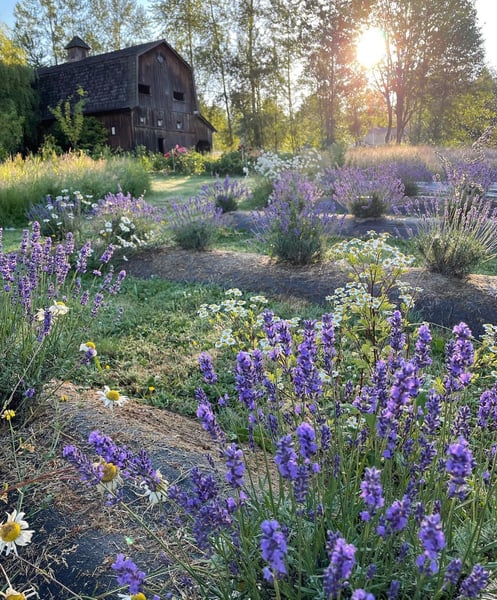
96, 386, 128, 409
117, 592, 146, 600
0, 585, 38, 599
96, 460, 123, 492
0, 509, 34, 556
139, 469, 169, 505
48, 301, 69, 317
79, 341, 97, 357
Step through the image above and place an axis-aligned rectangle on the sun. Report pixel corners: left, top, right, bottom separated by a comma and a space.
356, 27, 386, 69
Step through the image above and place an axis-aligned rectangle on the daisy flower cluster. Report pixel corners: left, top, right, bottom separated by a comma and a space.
0, 510, 33, 557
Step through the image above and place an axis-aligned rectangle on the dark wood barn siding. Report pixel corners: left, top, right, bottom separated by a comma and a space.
96, 110, 133, 150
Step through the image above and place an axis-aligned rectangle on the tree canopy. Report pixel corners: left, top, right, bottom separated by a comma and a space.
0, 0, 494, 153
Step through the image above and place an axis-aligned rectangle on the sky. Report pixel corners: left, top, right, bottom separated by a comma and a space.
0, 0, 496, 70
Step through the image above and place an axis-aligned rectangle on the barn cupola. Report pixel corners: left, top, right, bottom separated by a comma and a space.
65, 36, 91, 62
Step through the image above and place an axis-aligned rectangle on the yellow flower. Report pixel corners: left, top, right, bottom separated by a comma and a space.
60, 394, 69, 402
0, 585, 38, 599
148, 386, 155, 393
95, 460, 122, 492
0, 510, 34, 556
1, 410, 15, 421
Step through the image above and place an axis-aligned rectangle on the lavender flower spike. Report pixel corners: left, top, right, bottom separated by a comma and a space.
260, 519, 288, 581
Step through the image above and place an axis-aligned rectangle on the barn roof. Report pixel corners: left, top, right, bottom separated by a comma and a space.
36, 40, 193, 118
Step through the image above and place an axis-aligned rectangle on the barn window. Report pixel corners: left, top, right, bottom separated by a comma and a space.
157, 119, 164, 127
140, 116, 146, 124
176, 120, 183, 130
173, 91, 185, 101
111, 126, 116, 135
139, 84, 150, 95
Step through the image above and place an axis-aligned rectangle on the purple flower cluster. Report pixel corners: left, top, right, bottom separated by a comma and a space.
323, 533, 356, 598
198, 351, 218, 384
360, 467, 384, 521
445, 437, 475, 499
198, 174, 252, 213
111, 553, 146, 594
260, 519, 288, 581
416, 513, 446, 575
444, 323, 474, 393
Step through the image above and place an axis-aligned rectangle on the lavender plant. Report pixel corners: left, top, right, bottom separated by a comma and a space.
0, 221, 126, 412
252, 170, 342, 265
167, 195, 223, 251
403, 159, 497, 278
331, 165, 405, 219
63, 309, 497, 599
198, 175, 252, 213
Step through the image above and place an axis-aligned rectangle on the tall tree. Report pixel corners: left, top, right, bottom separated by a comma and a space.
13, 0, 152, 66
302, 0, 369, 147
0, 25, 36, 156
370, 0, 485, 143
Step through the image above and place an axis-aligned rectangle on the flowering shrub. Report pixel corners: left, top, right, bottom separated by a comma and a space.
254, 148, 323, 182
89, 190, 165, 254
404, 160, 497, 278
331, 165, 405, 218
167, 196, 223, 251
26, 189, 92, 240
0, 221, 126, 412
198, 175, 252, 213
163, 145, 207, 175
252, 171, 342, 264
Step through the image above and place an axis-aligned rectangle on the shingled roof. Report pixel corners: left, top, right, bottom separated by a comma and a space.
36, 40, 192, 119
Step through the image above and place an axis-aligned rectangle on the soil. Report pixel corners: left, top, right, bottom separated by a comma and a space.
2, 216, 497, 598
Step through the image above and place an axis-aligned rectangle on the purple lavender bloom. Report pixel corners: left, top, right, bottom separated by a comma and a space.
379, 496, 411, 536
109, 269, 126, 295
321, 312, 336, 374
294, 464, 310, 503
198, 352, 218, 384
444, 322, 474, 393
459, 564, 489, 598
76, 241, 92, 273
293, 320, 322, 398
414, 324, 432, 367
88, 430, 131, 468
352, 590, 375, 600
478, 385, 497, 429
296, 422, 318, 460
99, 243, 115, 264
111, 554, 146, 594
275, 434, 298, 480
260, 520, 288, 579
416, 513, 446, 575
90, 292, 104, 317
196, 388, 225, 445
225, 443, 245, 488
446, 437, 475, 499
451, 405, 472, 439
388, 310, 406, 370
444, 558, 462, 587
62, 444, 102, 485
422, 390, 441, 436
360, 467, 384, 518
323, 533, 356, 599
387, 580, 400, 600
235, 350, 264, 410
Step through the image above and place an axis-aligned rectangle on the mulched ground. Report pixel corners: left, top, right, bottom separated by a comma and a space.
121, 242, 497, 337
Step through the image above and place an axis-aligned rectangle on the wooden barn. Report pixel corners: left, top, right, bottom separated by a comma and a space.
36, 36, 215, 153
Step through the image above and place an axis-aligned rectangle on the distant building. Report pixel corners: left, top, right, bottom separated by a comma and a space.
36, 36, 215, 153
363, 126, 398, 146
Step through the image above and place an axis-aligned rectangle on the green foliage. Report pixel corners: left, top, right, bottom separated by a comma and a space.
0, 153, 150, 226
49, 86, 87, 149
209, 150, 248, 176
246, 177, 273, 208
171, 221, 215, 251
349, 192, 388, 219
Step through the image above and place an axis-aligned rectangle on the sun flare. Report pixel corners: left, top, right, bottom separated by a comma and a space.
356, 27, 386, 68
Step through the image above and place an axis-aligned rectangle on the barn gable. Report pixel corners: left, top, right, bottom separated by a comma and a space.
36, 38, 215, 153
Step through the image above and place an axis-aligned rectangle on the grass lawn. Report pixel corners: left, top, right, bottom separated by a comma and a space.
144, 173, 259, 207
